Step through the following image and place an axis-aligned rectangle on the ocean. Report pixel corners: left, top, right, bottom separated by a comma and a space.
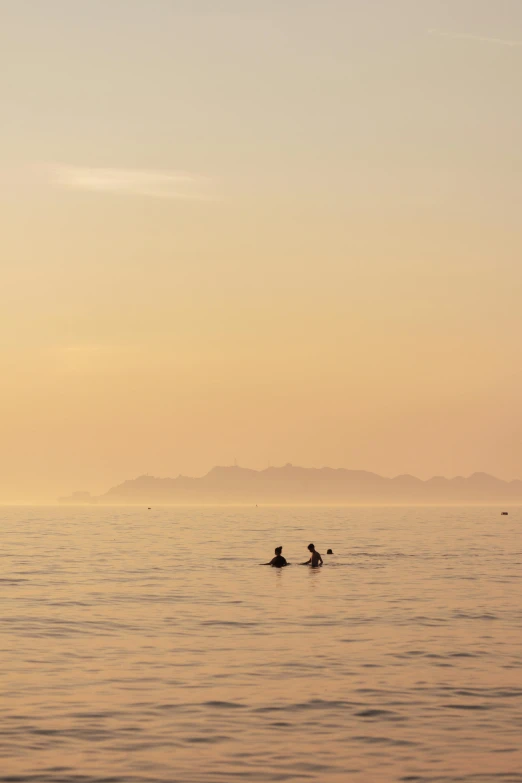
1, 505, 521, 782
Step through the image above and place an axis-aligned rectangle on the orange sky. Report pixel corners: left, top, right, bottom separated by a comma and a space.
1, 1, 522, 501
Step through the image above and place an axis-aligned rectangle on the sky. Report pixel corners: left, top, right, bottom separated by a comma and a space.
1, 0, 522, 501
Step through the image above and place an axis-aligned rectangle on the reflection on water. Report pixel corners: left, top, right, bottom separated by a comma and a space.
1, 506, 521, 782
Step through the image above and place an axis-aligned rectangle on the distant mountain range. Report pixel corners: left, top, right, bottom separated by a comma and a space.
59, 464, 522, 504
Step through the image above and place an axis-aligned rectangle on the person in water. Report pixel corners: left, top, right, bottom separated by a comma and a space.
327, 548, 333, 555
302, 543, 323, 567
262, 546, 288, 567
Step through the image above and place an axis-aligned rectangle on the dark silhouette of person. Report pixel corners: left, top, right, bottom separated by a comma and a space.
262, 546, 288, 567
302, 543, 323, 567
327, 548, 333, 555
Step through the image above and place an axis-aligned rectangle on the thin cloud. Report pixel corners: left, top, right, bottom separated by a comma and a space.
429, 28, 522, 48
42, 164, 215, 200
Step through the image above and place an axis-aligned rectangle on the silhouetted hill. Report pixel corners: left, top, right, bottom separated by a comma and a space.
60, 464, 522, 504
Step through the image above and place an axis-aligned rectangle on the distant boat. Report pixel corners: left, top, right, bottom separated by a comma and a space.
501, 511, 508, 515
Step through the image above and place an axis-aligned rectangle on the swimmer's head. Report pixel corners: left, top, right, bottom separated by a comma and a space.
327, 549, 333, 555
275, 546, 283, 555
308, 543, 315, 552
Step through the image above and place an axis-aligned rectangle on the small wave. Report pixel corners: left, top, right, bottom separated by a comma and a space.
355, 708, 397, 718
201, 620, 259, 628
354, 735, 417, 746
203, 701, 246, 709
442, 703, 491, 710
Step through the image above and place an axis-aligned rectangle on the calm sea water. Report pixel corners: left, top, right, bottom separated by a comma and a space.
1, 506, 521, 783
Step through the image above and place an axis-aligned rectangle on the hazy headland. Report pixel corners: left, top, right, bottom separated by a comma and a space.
59, 464, 522, 505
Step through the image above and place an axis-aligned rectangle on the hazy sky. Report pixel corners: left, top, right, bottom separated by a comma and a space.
1, 0, 522, 500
